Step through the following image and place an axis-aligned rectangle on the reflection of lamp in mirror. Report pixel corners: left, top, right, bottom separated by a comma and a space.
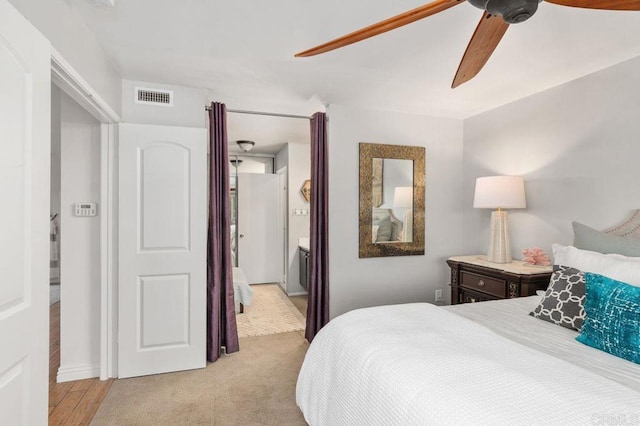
473, 176, 526, 263
393, 186, 413, 242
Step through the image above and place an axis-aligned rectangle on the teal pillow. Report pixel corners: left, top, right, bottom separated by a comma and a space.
573, 221, 640, 257
576, 273, 640, 364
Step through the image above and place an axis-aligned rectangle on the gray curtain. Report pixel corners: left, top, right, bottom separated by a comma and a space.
207, 102, 239, 362
306, 112, 330, 342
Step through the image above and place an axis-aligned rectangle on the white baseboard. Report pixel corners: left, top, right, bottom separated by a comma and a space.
287, 291, 308, 296
57, 363, 100, 383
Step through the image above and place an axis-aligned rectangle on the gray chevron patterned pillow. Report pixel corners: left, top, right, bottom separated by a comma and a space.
530, 265, 586, 331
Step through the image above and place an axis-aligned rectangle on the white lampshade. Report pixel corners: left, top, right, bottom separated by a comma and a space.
393, 187, 413, 209
473, 176, 526, 209
474, 176, 526, 264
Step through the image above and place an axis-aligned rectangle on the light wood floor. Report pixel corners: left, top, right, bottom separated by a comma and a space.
48, 302, 112, 425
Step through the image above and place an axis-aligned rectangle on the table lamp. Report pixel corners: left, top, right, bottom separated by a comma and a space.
473, 176, 526, 263
393, 186, 413, 242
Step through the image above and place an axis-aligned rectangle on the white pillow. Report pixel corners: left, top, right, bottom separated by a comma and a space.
552, 244, 640, 285
372, 225, 379, 243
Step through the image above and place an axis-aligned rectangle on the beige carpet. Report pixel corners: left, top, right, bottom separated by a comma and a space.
91, 331, 309, 425
237, 284, 306, 338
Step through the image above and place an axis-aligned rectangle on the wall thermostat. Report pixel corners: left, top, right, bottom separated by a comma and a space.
74, 203, 97, 217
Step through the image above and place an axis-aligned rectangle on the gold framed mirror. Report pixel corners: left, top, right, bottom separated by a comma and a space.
359, 143, 425, 258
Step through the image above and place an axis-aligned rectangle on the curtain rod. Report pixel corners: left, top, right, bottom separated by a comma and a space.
205, 106, 312, 121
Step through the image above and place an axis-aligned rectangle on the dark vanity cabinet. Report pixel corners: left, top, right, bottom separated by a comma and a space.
299, 247, 310, 290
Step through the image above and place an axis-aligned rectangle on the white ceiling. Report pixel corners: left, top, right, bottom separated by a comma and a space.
72, 0, 640, 119
226, 113, 310, 155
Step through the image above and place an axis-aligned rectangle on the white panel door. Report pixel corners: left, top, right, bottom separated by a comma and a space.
118, 123, 207, 378
237, 173, 281, 284
0, 1, 51, 423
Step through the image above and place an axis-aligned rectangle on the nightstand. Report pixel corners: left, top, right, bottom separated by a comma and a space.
447, 255, 552, 305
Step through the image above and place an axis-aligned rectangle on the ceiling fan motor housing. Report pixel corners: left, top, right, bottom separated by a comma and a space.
468, 0, 540, 23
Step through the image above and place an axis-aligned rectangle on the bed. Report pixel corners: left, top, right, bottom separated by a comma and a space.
233, 267, 253, 313
296, 216, 640, 425
372, 208, 403, 243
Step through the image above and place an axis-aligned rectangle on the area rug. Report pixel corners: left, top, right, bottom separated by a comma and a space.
236, 284, 306, 338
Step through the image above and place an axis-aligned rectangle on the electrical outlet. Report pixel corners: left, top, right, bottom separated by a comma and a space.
435, 289, 443, 302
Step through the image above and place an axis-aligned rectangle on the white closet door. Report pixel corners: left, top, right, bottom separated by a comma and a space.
237, 173, 281, 284
0, 0, 51, 423
118, 123, 207, 378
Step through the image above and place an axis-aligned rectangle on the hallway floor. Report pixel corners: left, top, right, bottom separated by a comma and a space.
289, 293, 308, 317
48, 301, 112, 425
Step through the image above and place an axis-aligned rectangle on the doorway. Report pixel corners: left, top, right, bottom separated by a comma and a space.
49, 85, 103, 383
226, 138, 310, 339
47, 83, 114, 423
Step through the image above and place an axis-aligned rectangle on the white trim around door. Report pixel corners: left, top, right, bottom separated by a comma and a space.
50, 48, 120, 380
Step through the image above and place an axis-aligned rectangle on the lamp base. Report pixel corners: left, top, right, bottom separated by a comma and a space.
487, 210, 512, 263
403, 210, 413, 242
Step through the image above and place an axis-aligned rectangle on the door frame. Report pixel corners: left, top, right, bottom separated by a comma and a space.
51, 48, 120, 379
276, 166, 288, 291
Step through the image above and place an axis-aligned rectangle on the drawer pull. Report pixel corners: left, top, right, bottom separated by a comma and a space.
478, 280, 485, 287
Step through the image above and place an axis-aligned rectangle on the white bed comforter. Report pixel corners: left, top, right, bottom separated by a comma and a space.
296, 303, 640, 426
232, 267, 253, 307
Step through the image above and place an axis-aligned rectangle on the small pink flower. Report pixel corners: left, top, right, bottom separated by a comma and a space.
522, 248, 551, 266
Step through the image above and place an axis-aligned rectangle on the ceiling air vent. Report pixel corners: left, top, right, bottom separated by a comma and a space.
135, 87, 173, 107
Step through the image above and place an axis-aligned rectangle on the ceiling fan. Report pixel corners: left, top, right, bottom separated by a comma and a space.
295, 0, 640, 88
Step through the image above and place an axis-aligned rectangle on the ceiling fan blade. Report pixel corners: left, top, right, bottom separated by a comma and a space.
451, 13, 509, 88
295, 0, 465, 57
544, 0, 640, 10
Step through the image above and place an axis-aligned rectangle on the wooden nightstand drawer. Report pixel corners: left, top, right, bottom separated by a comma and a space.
448, 255, 552, 305
459, 288, 497, 304
460, 271, 506, 298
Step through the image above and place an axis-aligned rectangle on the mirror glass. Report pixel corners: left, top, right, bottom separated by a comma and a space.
371, 158, 413, 244
359, 142, 425, 258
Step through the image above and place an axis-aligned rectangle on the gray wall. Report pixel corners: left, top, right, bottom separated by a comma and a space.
10, 0, 122, 115
275, 145, 289, 172
327, 104, 464, 317
286, 143, 311, 295
122, 79, 206, 128
58, 91, 102, 380
462, 56, 640, 259
275, 143, 311, 295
